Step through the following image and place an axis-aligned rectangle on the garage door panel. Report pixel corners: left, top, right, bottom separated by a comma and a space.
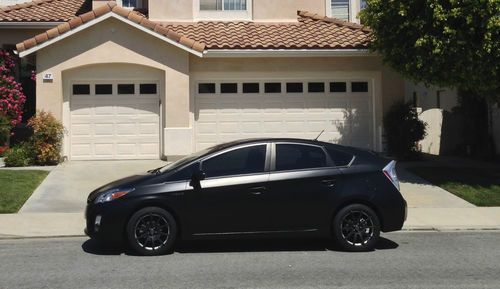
70, 82, 160, 160
93, 124, 115, 136
94, 143, 114, 156
195, 79, 374, 151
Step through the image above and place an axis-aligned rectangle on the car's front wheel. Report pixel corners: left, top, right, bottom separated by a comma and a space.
332, 204, 380, 252
126, 207, 177, 256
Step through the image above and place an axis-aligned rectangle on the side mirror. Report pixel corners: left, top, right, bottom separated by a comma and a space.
190, 170, 205, 189
191, 170, 206, 182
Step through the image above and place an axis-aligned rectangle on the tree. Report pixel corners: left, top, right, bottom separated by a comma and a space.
360, 0, 500, 97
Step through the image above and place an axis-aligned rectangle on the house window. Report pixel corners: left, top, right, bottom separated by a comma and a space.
243, 83, 260, 93
331, 0, 350, 21
118, 84, 135, 94
330, 82, 347, 93
140, 84, 157, 94
264, 83, 281, 93
199, 83, 216, 94
360, 0, 367, 10
308, 82, 325, 93
200, 0, 247, 11
95, 84, 113, 95
352, 82, 369, 92
221, 83, 238, 93
73, 84, 90, 95
286, 83, 303, 93
122, 0, 138, 8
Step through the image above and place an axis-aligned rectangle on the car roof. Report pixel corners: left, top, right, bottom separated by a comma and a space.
213, 138, 345, 150
210, 138, 381, 159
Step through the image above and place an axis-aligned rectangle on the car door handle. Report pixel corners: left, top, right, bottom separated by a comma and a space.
321, 179, 336, 187
249, 186, 267, 195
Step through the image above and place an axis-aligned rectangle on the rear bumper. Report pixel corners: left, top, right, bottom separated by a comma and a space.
380, 196, 407, 232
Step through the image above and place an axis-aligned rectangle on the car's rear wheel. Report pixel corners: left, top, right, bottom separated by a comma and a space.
126, 207, 177, 256
332, 204, 380, 252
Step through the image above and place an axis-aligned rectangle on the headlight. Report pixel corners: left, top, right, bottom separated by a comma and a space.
94, 188, 135, 204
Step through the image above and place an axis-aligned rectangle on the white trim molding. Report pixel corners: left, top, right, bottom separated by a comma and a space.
203, 49, 373, 58
0, 22, 63, 28
18, 12, 204, 58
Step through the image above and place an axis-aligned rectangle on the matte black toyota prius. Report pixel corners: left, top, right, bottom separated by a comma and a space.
85, 138, 406, 255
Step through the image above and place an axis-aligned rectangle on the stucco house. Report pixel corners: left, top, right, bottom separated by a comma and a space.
0, 0, 450, 160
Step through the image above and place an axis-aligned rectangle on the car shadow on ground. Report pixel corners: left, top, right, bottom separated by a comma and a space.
81, 236, 398, 256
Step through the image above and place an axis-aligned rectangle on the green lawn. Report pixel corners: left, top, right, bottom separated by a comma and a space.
0, 170, 49, 214
409, 167, 500, 207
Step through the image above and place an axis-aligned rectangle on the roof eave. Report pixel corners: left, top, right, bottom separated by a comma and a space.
17, 12, 204, 58
203, 49, 374, 58
0, 21, 63, 29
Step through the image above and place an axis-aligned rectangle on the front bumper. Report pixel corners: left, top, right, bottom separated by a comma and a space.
85, 201, 131, 243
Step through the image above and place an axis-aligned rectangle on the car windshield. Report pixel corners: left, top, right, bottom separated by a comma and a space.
156, 147, 215, 174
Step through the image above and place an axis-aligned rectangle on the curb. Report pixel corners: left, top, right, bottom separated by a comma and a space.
1, 228, 500, 240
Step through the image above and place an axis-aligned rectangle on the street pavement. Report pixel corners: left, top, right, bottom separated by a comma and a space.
0, 232, 499, 289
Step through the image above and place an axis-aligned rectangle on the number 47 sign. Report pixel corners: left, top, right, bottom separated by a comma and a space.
42, 72, 53, 82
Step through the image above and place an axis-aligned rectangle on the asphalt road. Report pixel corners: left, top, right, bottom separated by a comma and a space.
0, 232, 499, 289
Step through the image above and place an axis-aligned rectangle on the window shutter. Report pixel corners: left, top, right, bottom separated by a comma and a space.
331, 0, 350, 21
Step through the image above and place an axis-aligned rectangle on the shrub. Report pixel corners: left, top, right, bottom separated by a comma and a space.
0, 50, 26, 127
384, 101, 427, 160
3, 142, 35, 167
28, 111, 64, 165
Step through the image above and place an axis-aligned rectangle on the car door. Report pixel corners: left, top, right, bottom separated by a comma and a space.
263, 143, 343, 231
187, 143, 271, 235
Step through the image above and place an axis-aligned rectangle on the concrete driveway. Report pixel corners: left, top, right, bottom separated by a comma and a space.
19, 160, 167, 214
19, 160, 474, 214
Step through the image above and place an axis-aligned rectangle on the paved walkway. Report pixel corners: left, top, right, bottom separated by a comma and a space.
19, 160, 167, 213
0, 159, 499, 238
397, 167, 475, 208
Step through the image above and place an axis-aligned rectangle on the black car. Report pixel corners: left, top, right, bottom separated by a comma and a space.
85, 138, 406, 255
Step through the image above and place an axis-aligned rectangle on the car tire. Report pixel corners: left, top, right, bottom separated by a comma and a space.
332, 204, 380, 252
126, 207, 177, 256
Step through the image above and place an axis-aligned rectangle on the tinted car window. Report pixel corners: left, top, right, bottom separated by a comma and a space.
275, 144, 327, 171
168, 163, 199, 182
325, 147, 354, 167
202, 145, 267, 178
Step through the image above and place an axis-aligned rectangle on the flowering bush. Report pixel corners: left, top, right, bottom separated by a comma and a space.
27, 111, 64, 165
0, 50, 26, 127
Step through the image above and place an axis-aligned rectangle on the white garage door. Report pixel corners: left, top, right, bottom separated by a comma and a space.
195, 80, 374, 151
70, 82, 160, 160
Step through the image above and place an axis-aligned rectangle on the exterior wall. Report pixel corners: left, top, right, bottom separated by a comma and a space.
405, 82, 458, 112
35, 17, 190, 159
149, 0, 194, 22
0, 0, 29, 6
253, 0, 325, 21
418, 108, 443, 155
405, 82, 460, 155
189, 55, 405, 152
0, 28, 46, 48
149, 0, 326, 22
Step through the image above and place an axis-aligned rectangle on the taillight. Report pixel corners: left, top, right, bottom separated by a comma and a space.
383, 160, 400, 191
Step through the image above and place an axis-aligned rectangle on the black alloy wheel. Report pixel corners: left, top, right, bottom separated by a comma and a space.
333, 204, 380, 252
126, 207, 177, 256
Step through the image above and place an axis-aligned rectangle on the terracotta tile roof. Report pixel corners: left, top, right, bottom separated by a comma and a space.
0, 0, 91, 22
160, 11, 371, 50
15, 2, 205, 54
14, 5, 370, 56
